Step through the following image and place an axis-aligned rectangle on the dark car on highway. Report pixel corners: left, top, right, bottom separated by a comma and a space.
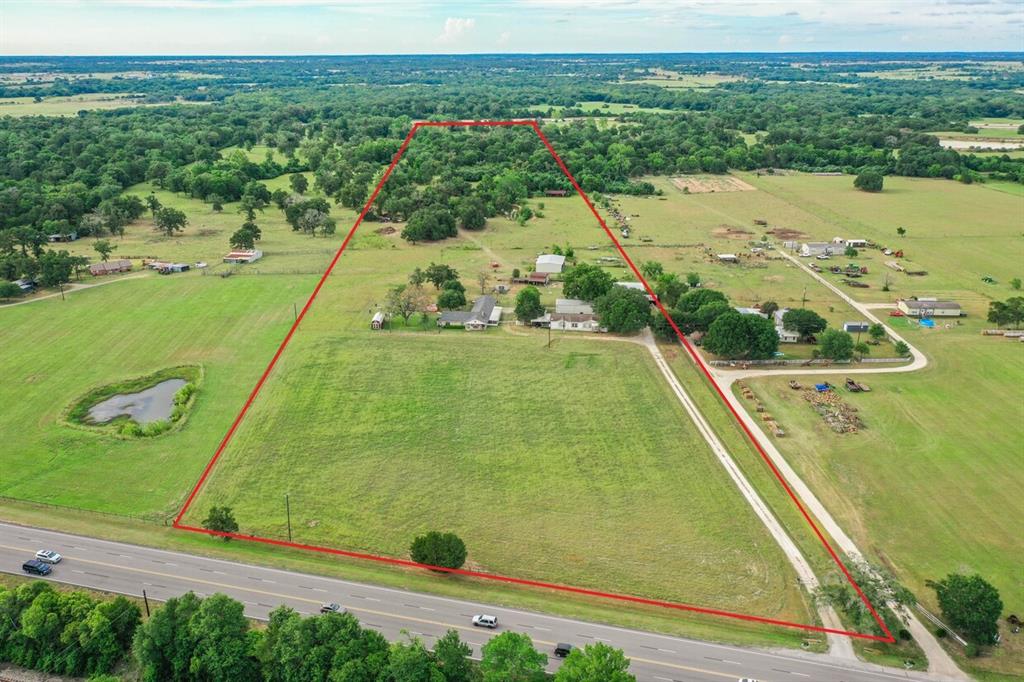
22, 559, 52, 576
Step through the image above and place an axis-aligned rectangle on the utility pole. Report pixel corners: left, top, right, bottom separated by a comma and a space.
547, 323, 552, 349
293, 302, 298, 321
801, 285, 807, 309
285, 493, 292, 542
59, 282, 65, 301
142, 589, 151, 617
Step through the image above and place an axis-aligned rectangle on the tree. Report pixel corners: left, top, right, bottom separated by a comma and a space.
562, 263, 614, 301
894, 340, 910, 357
896, 226, 906, 238
760, 300, 779, 318
37, 250, 76, 287
145, 194, 162, 217
433, 629, 478, 682
987, 297, 1024, 328
154, 207, 188, 237
201, 506, 238, 539
818, 328, 855, 361
685, 271, 701, 288
297, 209, 335, 237
424, 263, 459, 289
554, 643, 635, 682
386, 284, 429, 324
229, 227, 256, 250
271, 188, 290, 210
133, 592, 202, 682
854, 341, 870, 359
868, 323, 886, 343
844, 245, 858, 257
480, 632, 546, 682
594, 286, 650, 333
187, 594, 259, 681
289, 173, 309, 195
403, 206, 457, 242
640, 260, 663, 280
703, 311, 779, 360
458, 196, 487, 231
929, 574, 1003, 645
653, 273, 687, 308
854, 169, 884, 192
782, 308, 828, 340
93, 239, 115, 262
238, 194, 267, 222
388, 635, 445, 682
410, 531, 467, 570
514, 286, 545, 322
476, 271, 490, 294
1011, 277, 1022, 291
0, 281, 22, 300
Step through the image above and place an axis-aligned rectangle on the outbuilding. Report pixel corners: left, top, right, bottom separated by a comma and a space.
799, 242, 833, 258
535, 254, 566, 274
370, 312, 386, 330
718, 253, 739, 263
843, 321, 871, 334
555, 298, 594, 315
897, 299, 962, 318
614, 281, 655, 302
223, 249, 263, 264
89, 259, 132, 276
735, 307, 768, 318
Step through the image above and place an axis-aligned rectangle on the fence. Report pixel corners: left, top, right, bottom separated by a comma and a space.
0, 495, 173, 526
709, 357, 909, 367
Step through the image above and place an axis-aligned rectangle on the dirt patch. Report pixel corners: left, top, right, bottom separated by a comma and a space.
671, 175, 756, 193
375, 226, 397, 235
762, 275, 784, 283
712, 224, 753, 240
767, 227, 808, 240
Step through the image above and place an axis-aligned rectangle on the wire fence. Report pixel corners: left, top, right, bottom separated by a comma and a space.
0, 495, 173, 526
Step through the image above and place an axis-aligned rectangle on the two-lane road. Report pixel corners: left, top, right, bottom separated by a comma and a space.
0, 523, 955, 681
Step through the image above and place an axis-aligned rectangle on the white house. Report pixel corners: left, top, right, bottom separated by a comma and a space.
799, 242, 833, 257
897, 299, 962, 318
555, 298, 594, 315
774, 308, 800, 343
549, 313, 602, 332
833, 237, 869, 249
535, 254, 566, 274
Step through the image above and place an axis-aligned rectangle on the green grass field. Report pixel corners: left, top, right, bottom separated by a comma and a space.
0, 93, 205, 117
528, 101, 675, 116
740, 317, 1024, 678
176, 199, 812, 620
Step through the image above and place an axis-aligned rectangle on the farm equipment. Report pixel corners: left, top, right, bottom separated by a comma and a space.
810, 263, 823, 272
788, 380, 802, 390
753, 218, 768, 226
845, 377, 871, 393
889, 309, 905, 317
843, 279, 870, 288
982, 275, 997, 284
906, 270, 928, 276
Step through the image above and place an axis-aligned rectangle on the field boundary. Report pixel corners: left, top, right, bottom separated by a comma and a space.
172, 119, 894, 643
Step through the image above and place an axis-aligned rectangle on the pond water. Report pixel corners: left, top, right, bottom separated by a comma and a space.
87, 379, 187, 425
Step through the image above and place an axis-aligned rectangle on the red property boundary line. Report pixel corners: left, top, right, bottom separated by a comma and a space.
173, 119, 894, 644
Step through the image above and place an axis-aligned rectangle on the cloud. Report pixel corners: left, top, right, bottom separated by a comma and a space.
437, 17, 475, 44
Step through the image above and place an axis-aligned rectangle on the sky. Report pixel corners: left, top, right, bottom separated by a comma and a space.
1, 0, 1022, 55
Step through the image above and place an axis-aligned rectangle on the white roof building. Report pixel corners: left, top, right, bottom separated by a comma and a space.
555, 298, 594, 315
535, 254, 566, 274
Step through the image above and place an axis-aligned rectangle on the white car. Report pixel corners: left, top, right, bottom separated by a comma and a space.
471, 614, 498, 628
35, 550, 62, 564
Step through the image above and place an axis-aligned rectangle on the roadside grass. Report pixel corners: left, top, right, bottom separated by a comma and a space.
0, 498, 818, 651
180, 218, 812, 622
0, 93, 205, 117
739, 316, 1024, 678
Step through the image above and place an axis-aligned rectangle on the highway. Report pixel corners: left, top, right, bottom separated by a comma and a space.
0, 522, 959, 682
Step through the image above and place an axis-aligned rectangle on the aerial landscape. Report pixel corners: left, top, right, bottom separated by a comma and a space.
0, 1, 1022, 681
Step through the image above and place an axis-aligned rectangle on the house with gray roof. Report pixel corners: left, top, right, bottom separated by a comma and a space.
437, 295, 502, 330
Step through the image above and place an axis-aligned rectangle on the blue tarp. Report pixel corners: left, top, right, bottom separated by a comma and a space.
815, 383, 830, 392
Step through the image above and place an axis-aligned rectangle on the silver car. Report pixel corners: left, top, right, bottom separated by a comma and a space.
35, 550, 62, 564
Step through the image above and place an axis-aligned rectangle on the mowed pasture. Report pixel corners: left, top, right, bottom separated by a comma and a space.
181, 197, 812, 620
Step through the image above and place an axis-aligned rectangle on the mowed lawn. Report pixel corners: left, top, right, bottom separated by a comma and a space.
0, 274, 312, 516
182, 225, 810, 619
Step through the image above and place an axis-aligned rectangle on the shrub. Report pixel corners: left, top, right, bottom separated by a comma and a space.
410, 531, 467, 570
935, 628, 947, 639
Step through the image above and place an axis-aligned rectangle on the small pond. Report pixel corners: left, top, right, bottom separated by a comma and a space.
87, 379, 187, 425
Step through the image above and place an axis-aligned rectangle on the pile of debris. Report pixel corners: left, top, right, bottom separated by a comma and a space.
802, 387, 863, 433
736, 382, 785, 437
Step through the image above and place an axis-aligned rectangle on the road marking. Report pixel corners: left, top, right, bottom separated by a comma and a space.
630, 656, 739, 680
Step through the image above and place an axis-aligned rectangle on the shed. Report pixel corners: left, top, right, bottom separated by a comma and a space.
799, 242, 833, 257
555, 298, 594, 315
545, 189, 569, 197
223, 249, 263, 264
843, 321, 870, 334
718, 253, 739, 263
735, 307, 768, 318
614, 281, 655, 302
370, 312, 386, 330
535, 254, 566, 274
526, 272, 550, 286
89, 259, 132, 276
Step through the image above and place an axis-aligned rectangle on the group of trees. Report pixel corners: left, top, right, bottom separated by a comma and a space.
0, 581, 141, 678
3, 576, 638, 682
131, 589, 636, 682
987, 296, 1024, 328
